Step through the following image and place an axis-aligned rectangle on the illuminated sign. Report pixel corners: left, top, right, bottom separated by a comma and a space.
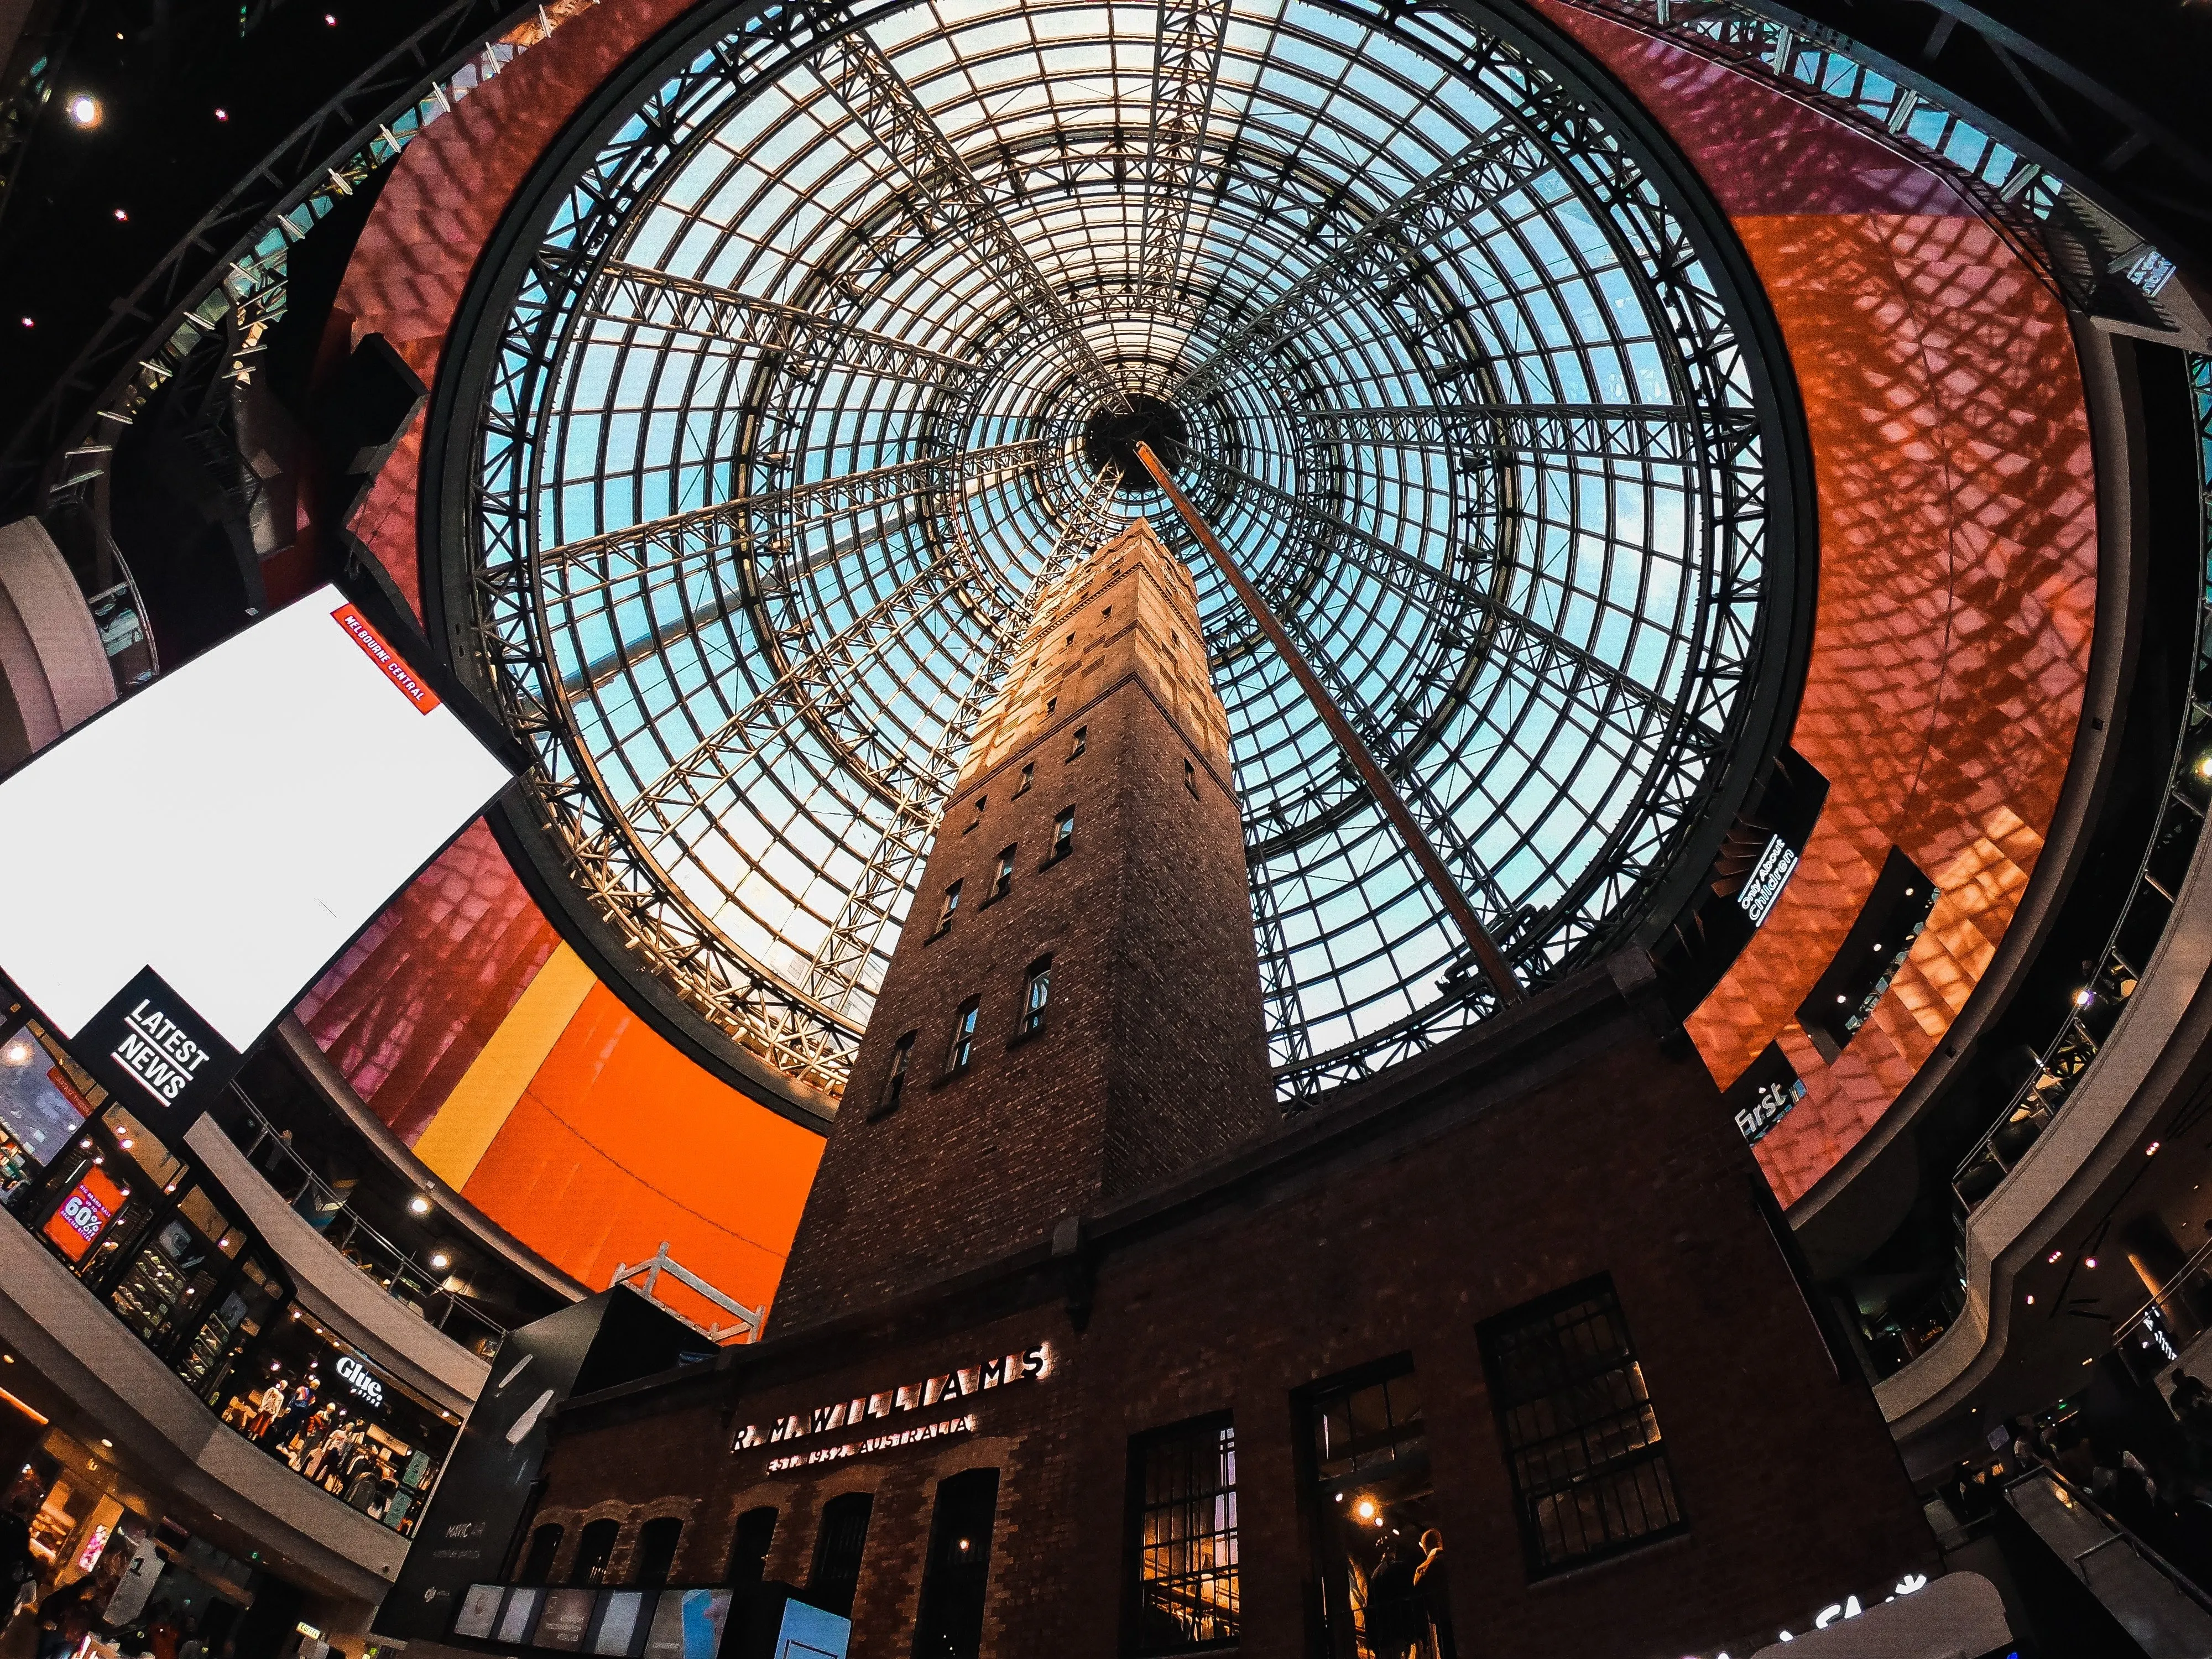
43, 1166, 124, 1261
731, 1342, 1050, 1453
1686, 1571, 1929, 1658
765, 1413, 978, 1474
336, 1356, 386, 1407
1738, 834, 1799, 925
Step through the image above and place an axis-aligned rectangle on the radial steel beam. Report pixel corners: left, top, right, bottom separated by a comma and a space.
538, 439, 1052, 586
586, 259, 980, 388
1135, 440, 1525, 1004
1135, 0, 1232, 305
1190, 452, 1703, 750
813, 26, 1130, 414
792, 463, 1129, 1019
1168, 117, 1553, 406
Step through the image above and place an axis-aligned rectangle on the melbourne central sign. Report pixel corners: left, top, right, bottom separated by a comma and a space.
731, 1342, 1051, 1460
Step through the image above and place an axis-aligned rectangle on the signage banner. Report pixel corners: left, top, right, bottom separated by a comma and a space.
72, 968, 241, 1124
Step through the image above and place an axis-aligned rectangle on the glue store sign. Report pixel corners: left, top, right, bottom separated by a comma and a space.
336, 1356, 385, 1407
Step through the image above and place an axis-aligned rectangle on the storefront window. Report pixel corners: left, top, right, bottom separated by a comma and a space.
0, 1018, 93, 1207
1128, 1420, 1238, 1652
1303, 1359, 1453, 1659
214, 1312, 457, 1533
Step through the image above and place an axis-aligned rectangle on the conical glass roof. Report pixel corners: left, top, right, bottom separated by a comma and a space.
445, 0, 1786, 1107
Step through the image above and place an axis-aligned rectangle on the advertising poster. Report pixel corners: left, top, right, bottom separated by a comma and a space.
534, 1588, 595, 1651
643, 1589, 731, 1659
593, 1589, 646, 1656
451, 1585, 505, 1641
0, 1024, 88, 1166
495, 1588, 541, 1645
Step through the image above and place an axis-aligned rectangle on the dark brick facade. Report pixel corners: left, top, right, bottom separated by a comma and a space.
465, 523, 1933, 1659
776, 519, 1272, 1329
518, 971, 1935, 1659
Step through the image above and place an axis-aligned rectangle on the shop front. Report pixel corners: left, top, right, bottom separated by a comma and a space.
216, 1313, 457, 1535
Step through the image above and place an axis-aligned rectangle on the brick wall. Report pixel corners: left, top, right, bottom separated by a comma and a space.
530, 984, 1935, 1659
776, 520, 1272, 1327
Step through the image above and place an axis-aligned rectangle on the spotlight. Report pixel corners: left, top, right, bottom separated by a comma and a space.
408, 1194, 432, 1215
213, 108, 227, 121
2148, 1141, 2162, 1156
3, 1040, 28, 1062
2197, 752, 2212, 782
2085, 1256, 2099, 1269
112, 208, 127, 222
100, 1439, 112, 1448
2074, 988, 2093, 1008
2048, 1250, 2063, 1264
66, 93, 101, 129
1355, 1499, 1375, 1521
429, 1251, 451, 1271
2026, 1294, 2036, 1306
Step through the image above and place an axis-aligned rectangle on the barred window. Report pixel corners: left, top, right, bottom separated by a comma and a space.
808, 1491, 873, 1618
1128, 1416, 1239, 1652
1478, 1275, 1684, 1577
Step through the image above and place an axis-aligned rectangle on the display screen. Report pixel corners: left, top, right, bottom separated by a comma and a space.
0, 1024, 88, 1165
535, 1588, 596, 1651
773, 1600, 850, 1659
0, 588, 509, 1053
593, 1590, 646, 1656
495, 1588, 541, 1645
451, 1585, 504, 1641
43, 1165, 124, 1261
642, 1589, 730, 1659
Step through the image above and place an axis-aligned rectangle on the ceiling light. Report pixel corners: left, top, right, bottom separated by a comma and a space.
65, 93, 101, 128
100, 1439, 112, 1448
2048, 1250, 2063, 1263
112, 208, 127, 222
2085, 1256, 2099, 1269
2025, 1294, 2035, 1306
409, 1194, 432, 1215
429, 1252, 451, 1271
2147, 1141, 2162, 1156
3, 1040, 28, 1063
1355, 1499, 1375, 1520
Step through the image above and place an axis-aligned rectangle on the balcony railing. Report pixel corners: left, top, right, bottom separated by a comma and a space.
223, 1088, 506, 1355
1952, 357, 2212, 1215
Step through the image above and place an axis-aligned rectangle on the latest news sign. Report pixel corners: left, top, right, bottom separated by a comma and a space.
0, 588, 508, 1118
732, 1342, 1051, 1470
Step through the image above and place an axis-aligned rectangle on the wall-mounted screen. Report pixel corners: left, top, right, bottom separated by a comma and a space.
0, 588, 508, 1106
0, 1022, 89, 1165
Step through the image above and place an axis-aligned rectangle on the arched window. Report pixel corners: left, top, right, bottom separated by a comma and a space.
518, 1522, 562, 1586
808, 1493, 873, 1618
727, 1506, 777, 1587
571, 1517, 619, 1585
633, 1517, 683, 1587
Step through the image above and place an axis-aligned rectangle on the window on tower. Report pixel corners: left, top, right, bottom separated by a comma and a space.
935, 879, 962, 936
1070, 726, 1087, 760
964, 795, 986, 833
992, 846, 1016, 900
946, 1000, 980, 1074
1050, 808, 1073, 861
1014, 762, 1034, 796
1185, 758, 1198, 798
1020, 957, 1051, 1035
873, 1031, 915, 1119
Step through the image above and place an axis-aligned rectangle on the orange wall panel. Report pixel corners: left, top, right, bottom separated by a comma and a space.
461, 985, 825, 1318
1542, 4, 2099, 1204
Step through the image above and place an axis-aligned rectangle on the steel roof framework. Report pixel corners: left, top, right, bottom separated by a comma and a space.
450, 0, 1777, 1104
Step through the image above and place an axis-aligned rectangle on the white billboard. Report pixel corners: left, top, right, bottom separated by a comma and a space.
0, 586, 509, 1103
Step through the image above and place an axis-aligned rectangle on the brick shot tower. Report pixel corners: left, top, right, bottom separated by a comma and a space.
774, 518, 1274, 1329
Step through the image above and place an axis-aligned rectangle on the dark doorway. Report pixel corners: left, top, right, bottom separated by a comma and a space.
912, 1469, 1000, 1658
633, 1517, 682, 1587
808, 1493, 874, 1618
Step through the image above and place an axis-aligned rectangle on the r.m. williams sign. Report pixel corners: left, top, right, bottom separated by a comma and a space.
731, 1342, 1050, 1456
